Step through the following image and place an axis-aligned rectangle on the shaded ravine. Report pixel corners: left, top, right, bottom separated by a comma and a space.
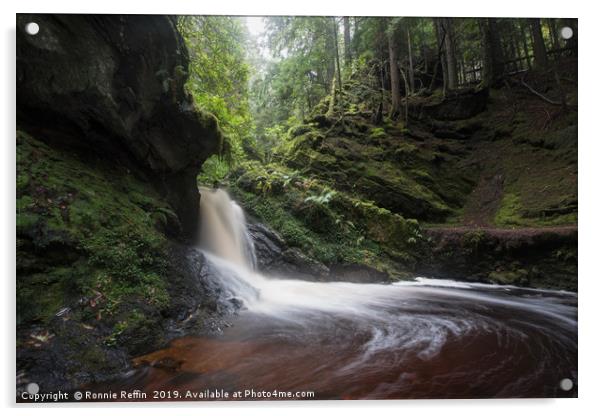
92, 188, 577, 400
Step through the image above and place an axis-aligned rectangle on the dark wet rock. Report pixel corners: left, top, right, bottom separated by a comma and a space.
16, 14, 222, 240
17, 243, 240, 394
417, 227, 577, 291
248, 222, 389, 283
328, 264, 389, 283
17, 319, 130, 394
432, 128, 470, 140
249, 223, 330, 280
163, 244, 242, 337
16, 14, 228, 392
419, 87, 489, 121
355, 175, 452, 222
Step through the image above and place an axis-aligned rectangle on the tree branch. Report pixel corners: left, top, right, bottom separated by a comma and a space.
520, 73, 563, 106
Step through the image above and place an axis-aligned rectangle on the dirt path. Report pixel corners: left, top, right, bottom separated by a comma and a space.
461, 172, 505, 226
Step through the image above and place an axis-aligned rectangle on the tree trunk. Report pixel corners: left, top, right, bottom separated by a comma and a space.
325, 18, 335, 93
388, 25, 402, 118
547, 18, 560, 52
343, 16, 352, 67
479, 18, 505, 87
352, 17, 360, 59
530, 18, 548, 69
399, 65, 409, 126
332, 17, 342, 91
510, 22, 524, 71
407, 26, 415, 94
519, 19, 532, 69
326, 75, 337, 117
507, 26, 519, 72
442, 18, 458, 90
433, 18, 448, 91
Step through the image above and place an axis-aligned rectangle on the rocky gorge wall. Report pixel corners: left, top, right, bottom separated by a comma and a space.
227, 73, 577, 292
17, 14, 223, 239
16, 14, 228, 392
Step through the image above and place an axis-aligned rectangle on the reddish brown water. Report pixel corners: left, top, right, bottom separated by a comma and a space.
86, 193, 577, 401
93, 280, 577, 400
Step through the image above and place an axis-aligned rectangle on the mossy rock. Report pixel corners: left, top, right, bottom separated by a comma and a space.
229, 162, 425, 275
17, 129, 171, 334
488, 268, 529, 285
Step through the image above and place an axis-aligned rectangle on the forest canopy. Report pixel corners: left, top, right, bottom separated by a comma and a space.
178, 16, 577, 180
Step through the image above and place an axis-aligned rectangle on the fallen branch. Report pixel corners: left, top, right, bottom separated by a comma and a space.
520, 73, 563, 106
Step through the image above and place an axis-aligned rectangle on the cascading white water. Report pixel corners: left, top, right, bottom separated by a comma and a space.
197, 188, 576, 331
107, 187, 577, 398
199, 187, 256, 269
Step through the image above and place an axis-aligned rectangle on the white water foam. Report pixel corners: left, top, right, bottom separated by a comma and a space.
197, 187, 577, 364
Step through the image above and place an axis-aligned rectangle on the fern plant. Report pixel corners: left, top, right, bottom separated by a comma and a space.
304, 189, 337, 205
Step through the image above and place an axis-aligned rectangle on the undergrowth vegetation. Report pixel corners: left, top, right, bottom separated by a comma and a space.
16, 131, 170, 343
227, 160, 424, 278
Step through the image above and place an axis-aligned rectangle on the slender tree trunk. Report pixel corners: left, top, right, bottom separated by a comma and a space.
420, 21, 428, 75
442, 18, 458, 90
547, 18, 560, 52
510, 22, 524, 70
433, 18, 448, 91
423, 42, 429, 75
378, 18, 388, 115
519, 20, 532, 69
343, 16, 352, 67
388, 24, 402, 118
507, 27, 519, 72
326, 76, 337, 117
399, 65, 409, 126
530, 18, 548, 69
332, 17, 342, 90
324, 18, 335, 93
407, 26, 415, 94
352, 17, 360, 59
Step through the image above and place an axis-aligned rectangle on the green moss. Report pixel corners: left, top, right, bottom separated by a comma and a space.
494, 193, 523, 226
488, 268, 529, 285
465, 90, 577, 227
16, 130, 171, 328
230, 161, 424, 275
369, 127, 387, 140
495, 191, 576, 227
273, 114, 472, 222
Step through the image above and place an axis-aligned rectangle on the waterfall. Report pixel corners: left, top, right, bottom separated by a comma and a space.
196, 187, 576, 328
121, 186, 577, 398
199, 187, 256, 270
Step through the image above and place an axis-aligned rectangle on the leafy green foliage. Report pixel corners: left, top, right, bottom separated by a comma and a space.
249, 17, 342, 157
230, 161, 423, 276
304, 189, 337, 205
178, 16, 253, 159
197, 155, 231, 186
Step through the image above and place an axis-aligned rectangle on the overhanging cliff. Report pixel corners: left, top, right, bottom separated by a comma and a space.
17, 14, 222, 239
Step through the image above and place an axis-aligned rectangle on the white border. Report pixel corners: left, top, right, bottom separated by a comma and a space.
2, 1, 599, 415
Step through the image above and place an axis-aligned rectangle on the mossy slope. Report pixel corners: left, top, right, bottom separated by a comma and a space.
228, 161, 423, 279
224, 73, 577, 287
16, 130, 182, 387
